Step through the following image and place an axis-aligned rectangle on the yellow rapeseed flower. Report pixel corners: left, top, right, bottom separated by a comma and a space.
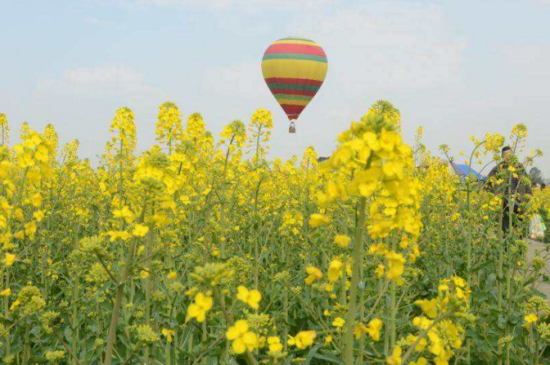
387, 346, 402, 365
4, 253, 15, 267
132, 224, 149, 237
332, 317, 345, 328
415, 299, 438, 319
309, 214, 330, 228
288, 330, 316, 350
524, 313, 538, 328
375, 264, 385, 278
305, 266, 323, 285
267, 336, 283, 356
186, 292, 213, 323
410, 358, 428, 365
334, 234, 351, 248
226, 320, 258, 354
236, 286, 261, 310
366, 318, 383, 341
328, 260, 343, 282
162, 328, 174, 342
385, 251, 406, 284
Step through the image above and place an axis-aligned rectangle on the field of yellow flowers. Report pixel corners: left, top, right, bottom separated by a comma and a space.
0, 101, 549, 365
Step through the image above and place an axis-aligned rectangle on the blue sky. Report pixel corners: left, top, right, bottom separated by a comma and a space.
1, 0, 550, 175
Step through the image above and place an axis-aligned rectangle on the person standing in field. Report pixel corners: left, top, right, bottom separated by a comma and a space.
486, 146, 533, 236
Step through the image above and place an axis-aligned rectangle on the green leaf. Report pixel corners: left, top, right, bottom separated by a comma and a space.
304, 343, 322, 364
312, 352, 345, 364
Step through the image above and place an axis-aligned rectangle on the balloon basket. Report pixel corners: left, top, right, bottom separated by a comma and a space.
289, 122, 296, 134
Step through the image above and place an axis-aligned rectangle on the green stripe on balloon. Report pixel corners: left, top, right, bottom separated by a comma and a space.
267, 83, 320, 91
281, 37, 315, 42
262, 54, 327, 63
274, 94, 313, 101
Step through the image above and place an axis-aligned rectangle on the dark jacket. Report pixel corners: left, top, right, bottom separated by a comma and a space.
486, 161, 532, 199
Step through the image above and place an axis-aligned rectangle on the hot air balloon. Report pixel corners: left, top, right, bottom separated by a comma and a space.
261, 37, 328, 133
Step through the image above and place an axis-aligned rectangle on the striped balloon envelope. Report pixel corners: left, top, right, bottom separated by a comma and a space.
261, 37, 328, 132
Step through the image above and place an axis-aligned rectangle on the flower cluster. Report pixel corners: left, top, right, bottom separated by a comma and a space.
0, 102, 544, 365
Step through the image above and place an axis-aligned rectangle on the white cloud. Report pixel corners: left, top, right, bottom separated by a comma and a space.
500, 44, 550, 69
84, 17, 116, 26
288, 3, 466, 93
36, 65, 164, 100
85, 17, 105, 25
202, 63, 265, 99
135, 0, 337, 12
497, 44, 550, 99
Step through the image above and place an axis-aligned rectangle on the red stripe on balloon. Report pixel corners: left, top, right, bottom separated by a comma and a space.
264, 78, 324, 87
264, 44, 326, 57
268, 88, 317, 97
281, 104, 306, 120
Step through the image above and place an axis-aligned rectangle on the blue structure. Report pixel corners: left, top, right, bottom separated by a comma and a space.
451, 162, 485, 181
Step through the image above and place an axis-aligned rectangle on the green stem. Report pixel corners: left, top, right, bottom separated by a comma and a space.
165, 340, 171, 365
340, 252, 347, 306
344, 197, 367, 365
103, 239, 137, 365
144, 230, 153, 364
22, 323, 30, 365
358, 253, 365, 365
4, 268, 10, 356
497, 227, 504, 365
389, 279, 397, 349
219, 134, 235, 259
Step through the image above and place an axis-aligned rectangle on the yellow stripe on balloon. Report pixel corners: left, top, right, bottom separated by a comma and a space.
273, 40, 316, 46
261, 59, 328, 81
275, 99, 311, 106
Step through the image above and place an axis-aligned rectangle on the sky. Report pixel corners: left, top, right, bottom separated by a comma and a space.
1, 0, 549, 176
